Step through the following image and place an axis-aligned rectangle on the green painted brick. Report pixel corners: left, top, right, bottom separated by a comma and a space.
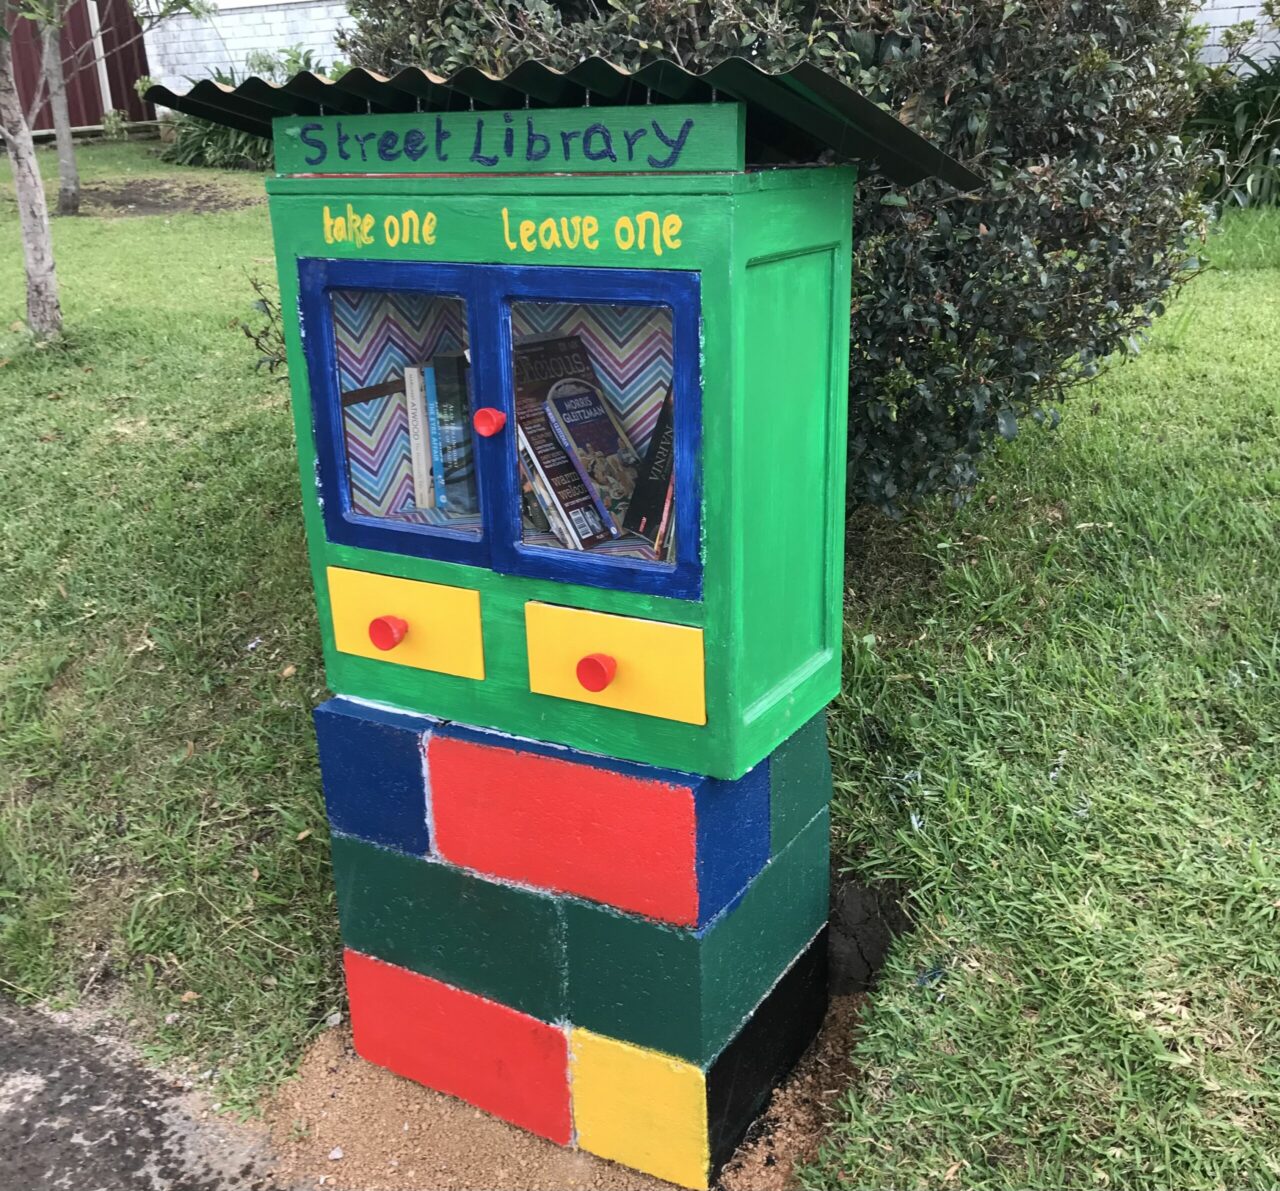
565, 807, 829, 1064
330, 833, 565, 1021
770, 713, 833, 853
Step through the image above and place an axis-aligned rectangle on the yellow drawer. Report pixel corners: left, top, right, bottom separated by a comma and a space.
327, 566, 484, 680
525, 602, 705, 725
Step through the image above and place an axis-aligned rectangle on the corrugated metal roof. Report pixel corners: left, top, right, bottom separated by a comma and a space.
145, 57, 981, 189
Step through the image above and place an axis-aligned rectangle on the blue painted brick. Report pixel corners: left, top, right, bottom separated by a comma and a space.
314, 698, 430, 855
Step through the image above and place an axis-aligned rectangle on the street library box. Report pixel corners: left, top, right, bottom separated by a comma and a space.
149, 60, 977, 1188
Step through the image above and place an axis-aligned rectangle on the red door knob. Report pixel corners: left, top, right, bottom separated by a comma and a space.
368, 615, 409, 651
576, 653, 617, 692
472, 407, 507, 437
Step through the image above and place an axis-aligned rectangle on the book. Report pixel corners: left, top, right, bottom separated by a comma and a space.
425, 352, 477, 513
518, 438, 575, 546
513, 337, 613, 550
403, 367, 435, 510
528, 336, 638, 533
622, 384, 674, 550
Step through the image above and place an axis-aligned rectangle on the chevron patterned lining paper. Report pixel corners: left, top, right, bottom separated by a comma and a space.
331, 288, 675, 558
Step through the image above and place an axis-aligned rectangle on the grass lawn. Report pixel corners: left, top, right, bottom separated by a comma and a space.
2, 142, 1278, 1183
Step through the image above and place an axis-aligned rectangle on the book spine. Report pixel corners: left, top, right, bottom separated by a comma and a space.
424, 365, 448, 509
545, 401, 621, 537
654, 471, 676, 559
516, 426, 583, 550
404, 368, 435, 510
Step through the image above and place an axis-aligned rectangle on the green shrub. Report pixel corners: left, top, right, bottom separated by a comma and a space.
336, 0, 1209, 513
161, 51, 348, 174
161, 113, 274, 171
1191, 4, 1280, 207
160, 68, 273, 171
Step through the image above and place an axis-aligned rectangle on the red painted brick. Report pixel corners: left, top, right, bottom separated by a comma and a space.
429, 734, 700, 925
343, 949, 572, 1144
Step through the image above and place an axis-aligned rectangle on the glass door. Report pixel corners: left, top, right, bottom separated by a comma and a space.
301, 260, 701, 599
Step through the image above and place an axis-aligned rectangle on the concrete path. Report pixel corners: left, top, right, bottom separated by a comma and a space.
0, 1001, 280, 1191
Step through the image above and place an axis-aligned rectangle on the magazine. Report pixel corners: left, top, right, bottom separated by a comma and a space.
513, 337, 614, 550
544, 371, 639, 533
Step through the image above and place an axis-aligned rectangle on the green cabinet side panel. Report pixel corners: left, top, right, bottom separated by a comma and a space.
723, 175, 854, 768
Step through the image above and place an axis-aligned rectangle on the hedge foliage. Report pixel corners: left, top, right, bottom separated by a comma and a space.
337, 0, 1209, 513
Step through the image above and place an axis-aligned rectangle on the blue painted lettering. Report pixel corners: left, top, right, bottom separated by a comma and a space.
582, 123, 617, 163
470, 119, 499, 166
647, 117, 694, 169
298, 121, 327, 167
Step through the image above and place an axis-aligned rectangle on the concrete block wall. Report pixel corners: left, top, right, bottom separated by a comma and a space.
143, 0, 346, 95
1198, 0, 1278, 64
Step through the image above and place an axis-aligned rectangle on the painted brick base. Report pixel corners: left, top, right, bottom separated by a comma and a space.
316, 698, 834, 1187
344, 931, 828, 1190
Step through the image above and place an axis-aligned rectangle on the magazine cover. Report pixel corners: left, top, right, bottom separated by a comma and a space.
513, 338, 614, 550
545, 374, 640, 533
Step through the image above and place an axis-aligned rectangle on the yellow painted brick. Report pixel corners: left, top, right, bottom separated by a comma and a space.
570, 1027, 709, 1190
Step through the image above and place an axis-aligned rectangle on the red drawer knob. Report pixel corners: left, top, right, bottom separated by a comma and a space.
576, 653, 617, 693
472, 407, 507, 437
368, 615, 408, 651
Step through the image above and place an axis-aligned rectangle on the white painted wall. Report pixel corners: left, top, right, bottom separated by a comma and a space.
1199, 0, 1279, 63
143, 0, 347, 95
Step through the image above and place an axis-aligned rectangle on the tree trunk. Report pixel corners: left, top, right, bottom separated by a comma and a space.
0, 38, 63, 338
41, 19, 80, 217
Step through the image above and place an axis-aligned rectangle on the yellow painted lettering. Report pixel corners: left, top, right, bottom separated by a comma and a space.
662, 213, 683, 251
423, 211, 437, 245
614, 215, 635, 251
538, 217, 562, 250
519, 219, 537, 252
561, 215, 582, 249
583, 216, 600, 250
635, 210, 661, 256
401, 209, 420, 244
501, 206, 518, 251
360, 214, 375, 245
323, 205, 336, 244
383, 214, 400, 247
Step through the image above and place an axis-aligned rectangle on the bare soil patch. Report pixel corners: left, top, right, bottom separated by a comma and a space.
266, 995, 862, 1191
78, 178, 263, 216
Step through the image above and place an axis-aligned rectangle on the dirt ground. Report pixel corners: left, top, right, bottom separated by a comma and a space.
264, 995, 862, 1191
78, 179, 262, 217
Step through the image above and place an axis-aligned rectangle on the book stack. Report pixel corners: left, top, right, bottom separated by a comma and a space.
514, 335, 676, 563
343, 353, 477, 518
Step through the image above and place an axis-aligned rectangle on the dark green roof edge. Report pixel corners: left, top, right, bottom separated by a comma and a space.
145, 57, 982, 190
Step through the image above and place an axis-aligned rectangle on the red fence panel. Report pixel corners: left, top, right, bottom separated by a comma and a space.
8, 0, 152, 134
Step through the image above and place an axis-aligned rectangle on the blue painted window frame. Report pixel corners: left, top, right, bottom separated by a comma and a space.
299, 257, 703, 601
